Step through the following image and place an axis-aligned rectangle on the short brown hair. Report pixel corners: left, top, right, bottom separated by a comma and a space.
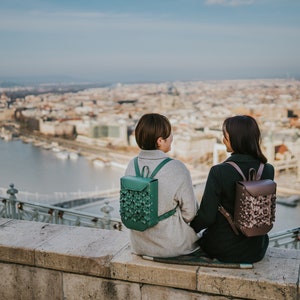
135, 113, 171, 150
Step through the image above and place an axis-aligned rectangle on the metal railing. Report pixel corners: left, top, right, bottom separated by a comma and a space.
1, 183, 299, 250
0, 184, 122, 231
269, 227, 300, 249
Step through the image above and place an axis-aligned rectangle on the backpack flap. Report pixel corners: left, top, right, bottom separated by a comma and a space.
237, 179, 276, 197
121, 176, 156, 191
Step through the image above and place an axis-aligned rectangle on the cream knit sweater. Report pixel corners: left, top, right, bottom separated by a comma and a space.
124, 150, 199, 257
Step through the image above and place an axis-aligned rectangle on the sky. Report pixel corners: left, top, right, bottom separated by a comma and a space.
0, 0, 299, 84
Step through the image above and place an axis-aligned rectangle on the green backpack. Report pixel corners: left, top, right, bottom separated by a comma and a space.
120, 157, 176, 231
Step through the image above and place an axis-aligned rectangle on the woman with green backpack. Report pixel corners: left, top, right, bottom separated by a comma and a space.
122, 113, 199, 257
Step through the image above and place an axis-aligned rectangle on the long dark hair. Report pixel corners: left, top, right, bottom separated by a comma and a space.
223, 115, 267, 163
135, 113, 171, 150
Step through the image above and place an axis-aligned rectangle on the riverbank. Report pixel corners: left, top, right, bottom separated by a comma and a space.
17, 129, 138, 168
13, 129, 211, 181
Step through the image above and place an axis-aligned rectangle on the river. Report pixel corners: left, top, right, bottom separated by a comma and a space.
0, 138, 299, 233
0, 138, 125, 201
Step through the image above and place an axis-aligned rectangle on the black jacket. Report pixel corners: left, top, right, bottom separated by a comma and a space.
190, 153, 275, 263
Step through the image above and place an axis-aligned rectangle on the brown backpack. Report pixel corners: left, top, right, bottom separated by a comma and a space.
219, 161, 276, 237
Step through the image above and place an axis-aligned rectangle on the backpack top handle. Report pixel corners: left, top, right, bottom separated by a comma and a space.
134, 157, 172, 178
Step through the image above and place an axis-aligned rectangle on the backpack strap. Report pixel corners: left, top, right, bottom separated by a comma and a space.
150, 157, 173, 178
256, 163, 264, 180
158, 206, 177, 222
153, 157, 175, 220
150, 157, 175, 220
226, 161, 265, 181
225, 161, 246, 181
134, 156, 176, 221
218, 205, 239, 235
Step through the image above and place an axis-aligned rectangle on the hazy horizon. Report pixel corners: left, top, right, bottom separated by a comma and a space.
1, 74, 299, 88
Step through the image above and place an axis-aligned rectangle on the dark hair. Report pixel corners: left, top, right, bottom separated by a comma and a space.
222, 115, 267, 163
135, 113, 171, 150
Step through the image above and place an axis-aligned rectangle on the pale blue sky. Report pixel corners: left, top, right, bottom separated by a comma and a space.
0, 0, 299, 83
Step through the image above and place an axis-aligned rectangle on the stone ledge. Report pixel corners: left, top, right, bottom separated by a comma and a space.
0, 218, 129, 278
0, 218, 299, 300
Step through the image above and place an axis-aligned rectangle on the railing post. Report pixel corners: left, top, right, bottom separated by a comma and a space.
6, 183, 18, 219
100, 201, 113, 229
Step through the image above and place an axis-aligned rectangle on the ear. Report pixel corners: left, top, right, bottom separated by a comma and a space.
156, 137, 163, 148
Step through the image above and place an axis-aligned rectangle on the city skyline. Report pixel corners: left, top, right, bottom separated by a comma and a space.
0, 0, 299, 84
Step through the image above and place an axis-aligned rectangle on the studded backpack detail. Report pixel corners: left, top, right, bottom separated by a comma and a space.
219, 161, 276, 237
120, 157, 176, 231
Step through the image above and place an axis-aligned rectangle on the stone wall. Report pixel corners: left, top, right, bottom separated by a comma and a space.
0, 218, 299, 300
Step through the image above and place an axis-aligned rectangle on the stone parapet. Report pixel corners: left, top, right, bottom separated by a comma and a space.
0, 218, 299, 299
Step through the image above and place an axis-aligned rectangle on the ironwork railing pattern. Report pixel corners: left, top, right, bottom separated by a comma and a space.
0, 184, 122, 231
1, 184, 299, 250
269, 227, 300, 250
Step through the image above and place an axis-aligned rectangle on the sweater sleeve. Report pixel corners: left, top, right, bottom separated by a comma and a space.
174, 164, 199, 223
190, 166, 221, 232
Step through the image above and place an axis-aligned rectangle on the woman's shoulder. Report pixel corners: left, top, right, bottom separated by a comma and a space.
210, 161, 233, 171
263, 162, 275, 178
206, 162, 232, 179
265, 162, 274, 169
168, 158, 190, 172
